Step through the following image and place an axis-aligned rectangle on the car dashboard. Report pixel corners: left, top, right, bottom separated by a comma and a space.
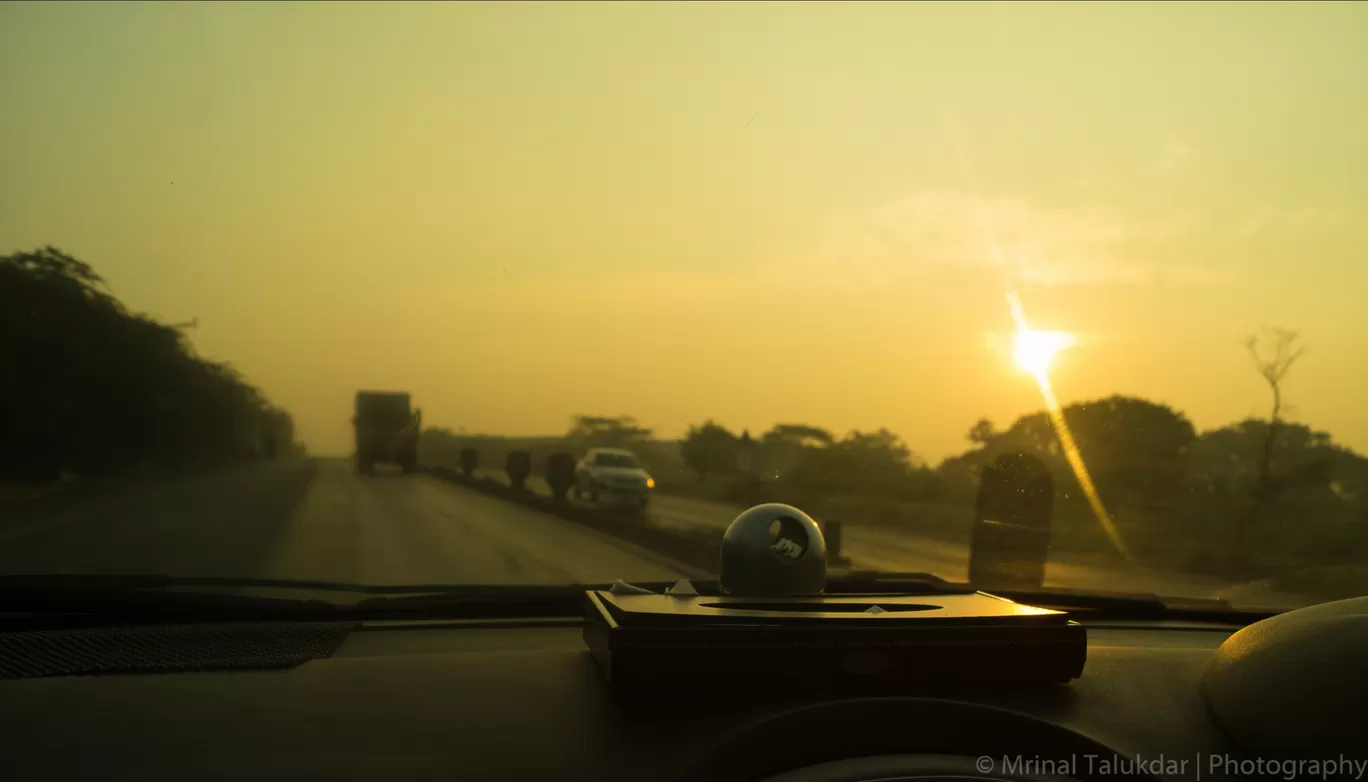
3, 599, 1361, 782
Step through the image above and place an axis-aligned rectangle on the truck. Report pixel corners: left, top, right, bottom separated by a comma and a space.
353, 391, 421, 475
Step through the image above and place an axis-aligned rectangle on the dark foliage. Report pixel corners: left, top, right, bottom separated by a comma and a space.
1, 247, 297, 483
505, 450, 532, 491
459, 447, 479, 477
544, 452, 576, 502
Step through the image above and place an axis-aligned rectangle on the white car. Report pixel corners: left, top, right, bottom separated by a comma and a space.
574, 448, 654, 512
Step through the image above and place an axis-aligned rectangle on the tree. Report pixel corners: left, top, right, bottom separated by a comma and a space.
967, 418, 997, 445
755, 424, 833, 479
565, 415, 652, 447
679, 420, 740, 480
938, 396, 1196, 508
1245, 327, 1306, 499
789, 428, 922, 497
1, 246, 296, 481
1057, 397, 1196, 501
1188, 419, 1364, 500
1187, 418, 1368, 571
762, 424, 833, 447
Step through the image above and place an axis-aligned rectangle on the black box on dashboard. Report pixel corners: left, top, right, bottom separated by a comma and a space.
582, 589, 1087, 694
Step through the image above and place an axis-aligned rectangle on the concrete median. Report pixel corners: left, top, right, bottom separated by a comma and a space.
420, 465, 863, 575
423, 465, 724, 576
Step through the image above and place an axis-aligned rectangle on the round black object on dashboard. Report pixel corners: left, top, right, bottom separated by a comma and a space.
1203, 596, 1368, 758
719, 503, 826, 596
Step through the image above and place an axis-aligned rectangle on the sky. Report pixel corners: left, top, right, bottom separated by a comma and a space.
3, 1, 1366, 461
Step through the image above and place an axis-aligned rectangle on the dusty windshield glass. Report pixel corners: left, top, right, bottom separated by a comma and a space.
2, 2, 1365, 609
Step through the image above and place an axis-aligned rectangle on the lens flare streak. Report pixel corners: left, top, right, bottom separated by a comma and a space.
1007, 292, 1137, 565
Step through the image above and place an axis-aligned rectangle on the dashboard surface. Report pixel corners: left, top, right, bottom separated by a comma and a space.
0, 619, 1272, 782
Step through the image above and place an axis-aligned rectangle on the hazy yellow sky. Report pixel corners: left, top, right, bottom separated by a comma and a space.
4, 1, 1366, 460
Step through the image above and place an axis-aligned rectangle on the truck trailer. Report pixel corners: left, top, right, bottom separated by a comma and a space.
353, 391, 421, 475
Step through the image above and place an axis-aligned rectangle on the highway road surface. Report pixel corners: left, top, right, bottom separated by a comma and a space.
0, 459, 1290, 603
0, 459, 697, 585
473, 468, 1236, 599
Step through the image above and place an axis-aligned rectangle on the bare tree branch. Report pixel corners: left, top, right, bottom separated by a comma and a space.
1246, 326, 1306, 391
1244, 326, 1307, 524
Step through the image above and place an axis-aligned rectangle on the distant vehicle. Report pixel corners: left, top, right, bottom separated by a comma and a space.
352, 391, 421, 475
574, 448, 653, 513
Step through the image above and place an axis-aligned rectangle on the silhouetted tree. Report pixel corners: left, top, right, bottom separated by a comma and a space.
1, 246, 296, 482
460, 447, 479, 478
939, 396, 1196, 509
763, 424, 834, 447
967, 418, 997, 445
1246, 327, 1306, 500
787, 428, 936, 499
1188, 420, 1363, 500
755, 424, 833, 478
679, 420, 740, 480
566, 415, 652, 447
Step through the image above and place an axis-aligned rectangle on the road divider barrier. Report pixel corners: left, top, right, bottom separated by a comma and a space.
423, 465, 723, 575
425, 464, 854, 576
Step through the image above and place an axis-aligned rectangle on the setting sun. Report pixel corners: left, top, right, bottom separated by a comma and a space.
1013, 329, 1076, 378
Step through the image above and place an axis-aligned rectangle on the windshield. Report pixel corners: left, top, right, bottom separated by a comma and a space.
3, 2, 1365, 612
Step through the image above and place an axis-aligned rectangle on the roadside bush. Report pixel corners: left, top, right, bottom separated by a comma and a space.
459, 447, 479, 478
545, 452, 576, 503
506, 450, 532, 492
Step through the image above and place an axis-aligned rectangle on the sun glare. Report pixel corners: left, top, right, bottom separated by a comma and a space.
1013, 329, 1076, 378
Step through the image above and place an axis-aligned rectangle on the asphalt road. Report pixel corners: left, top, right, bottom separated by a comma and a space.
0, 459, 696, 585
0, 459, 1291, 602
473, 468, 1235, 599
